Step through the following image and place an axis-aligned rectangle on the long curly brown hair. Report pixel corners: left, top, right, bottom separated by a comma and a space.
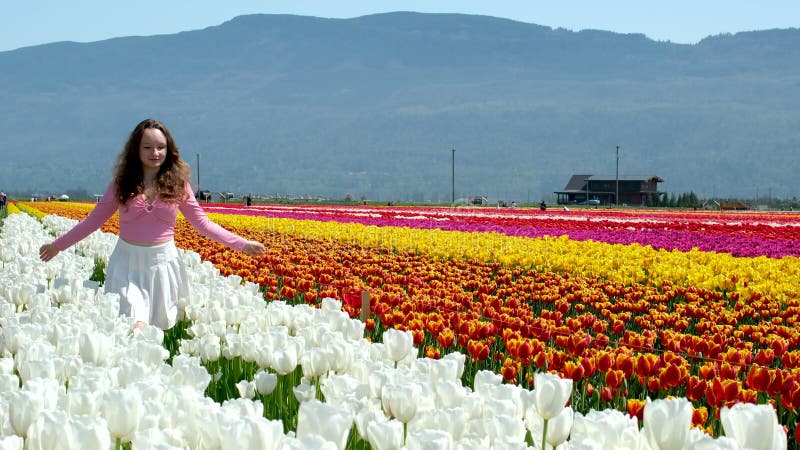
113, 119, 191, 205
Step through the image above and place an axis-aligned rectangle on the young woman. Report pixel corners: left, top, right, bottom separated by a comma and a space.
39, 119, 265, 330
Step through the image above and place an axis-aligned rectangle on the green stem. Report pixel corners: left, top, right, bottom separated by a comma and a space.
541, 418, 549, 450
115, 437, 121, 450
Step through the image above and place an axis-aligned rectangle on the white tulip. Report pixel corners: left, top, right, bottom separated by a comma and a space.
405, 428, 454, 450
62, 388, 100, 416
368, 369, 391, 399
0, 374, 19, 393
116, 359, 150, 386
721, 402, 786, 450
382, 329, 414, 363
237, 380, 257, 399
271, 345, 300, 376
572, 409, 646, 449
297, 400, 353, 450
293, 378, 317, 403
132, 341, 170, 366
687, 427, 743, 450
102, 387, 141, 440
435, 379, 467, 409
321, 373, 368, 404
485, 414, 527, 445
78, 331, 112, 365
473, 370, 503, 396
526, 405, 574, 449
26, 410, 70, 450
254, 370, 278, 396
0, 358, 15, 374
643, 397, 692, 450
382, 383, 422, 424
221, 398, 264, 420
8, 389, 45, 437
198, 334, 221, 362
281, 434, 338, 450
532, 372, 572, 420
301, 347, 333, 379
68, 415, 112, 450
0, 436, 23, 450
367, 418, 405, 450
219, 416, 284, 450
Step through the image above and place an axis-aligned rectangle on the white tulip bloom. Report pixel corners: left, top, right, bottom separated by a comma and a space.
25, 410, 68, 449
198, 334, 221, 362
61, 388, 100, 417
297, 399, 353, 450
382, 383, 422, 424
473, 370, 503, 396
293, 378, 317, 403
321, 373, 368, 404
8, 378, 62, 438
254, 370, 278, 396
221, 398, 263, 420
721, 402, 786, 450
485, 414, 527, 445
0, 436, 23, 450
572, 409, 648, 449
526, 405, 574, 449
643, 397, 692, 450
435, 379, 468, 409
367, 417, 404, 450
0, 374, 19, 393
686, 427, 743, 450
78, 331, 113, 365
237, 380, 257, 399
405, 428, 454, 450
66, 415, 112, 450
219, 416, 284, 450
382, 329, 414, 363
270, 340, 301, 376
532, 372, 572, 420
301, 347, 333, 379
102, 387, 142, 441
355, 408, 388, 441
280, 433, 338, 450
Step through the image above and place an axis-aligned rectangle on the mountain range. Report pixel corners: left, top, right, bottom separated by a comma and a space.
1, 12, 799, 203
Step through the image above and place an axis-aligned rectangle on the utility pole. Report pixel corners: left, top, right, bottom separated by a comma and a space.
586, 176, 590, 203
451, 148, 456, 206
615, 145, 620, 205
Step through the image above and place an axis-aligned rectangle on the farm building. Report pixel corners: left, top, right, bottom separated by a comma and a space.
554, 174, 665, 205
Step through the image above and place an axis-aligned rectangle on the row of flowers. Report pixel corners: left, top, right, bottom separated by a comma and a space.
16, 201, 800, 442
202, 203, 800, 258
0, 209, 788, 449
23, 202, 800, 302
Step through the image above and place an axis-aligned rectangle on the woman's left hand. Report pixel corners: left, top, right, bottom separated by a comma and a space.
243, 240, 266, 256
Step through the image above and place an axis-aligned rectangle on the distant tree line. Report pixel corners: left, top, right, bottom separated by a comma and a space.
645, 192, 702, 208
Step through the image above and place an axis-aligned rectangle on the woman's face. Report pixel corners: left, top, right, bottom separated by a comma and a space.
139, 127, 168, 175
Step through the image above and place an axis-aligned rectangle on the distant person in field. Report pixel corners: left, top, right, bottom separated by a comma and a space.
39, 118, 265, 331
0, 191, 6, 210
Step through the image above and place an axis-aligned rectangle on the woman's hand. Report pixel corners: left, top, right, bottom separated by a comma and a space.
39, 243, 60, 262
243, 240, 266, 256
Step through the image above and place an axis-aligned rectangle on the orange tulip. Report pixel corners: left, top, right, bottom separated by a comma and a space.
627, 398, 646, 421
692, 406, 709, 428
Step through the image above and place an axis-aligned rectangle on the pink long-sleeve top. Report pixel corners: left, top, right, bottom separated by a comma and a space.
53, 180, 248, 252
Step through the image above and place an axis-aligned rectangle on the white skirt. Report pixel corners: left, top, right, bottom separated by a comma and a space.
104, 239, 189, 330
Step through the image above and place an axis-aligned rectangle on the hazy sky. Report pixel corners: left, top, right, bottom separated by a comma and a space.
1, 0, 798, 52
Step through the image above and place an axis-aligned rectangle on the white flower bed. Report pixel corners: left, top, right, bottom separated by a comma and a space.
0, 213, 786, 450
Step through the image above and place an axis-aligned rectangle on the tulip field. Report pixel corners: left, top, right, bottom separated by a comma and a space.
2, 200, 799, 449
